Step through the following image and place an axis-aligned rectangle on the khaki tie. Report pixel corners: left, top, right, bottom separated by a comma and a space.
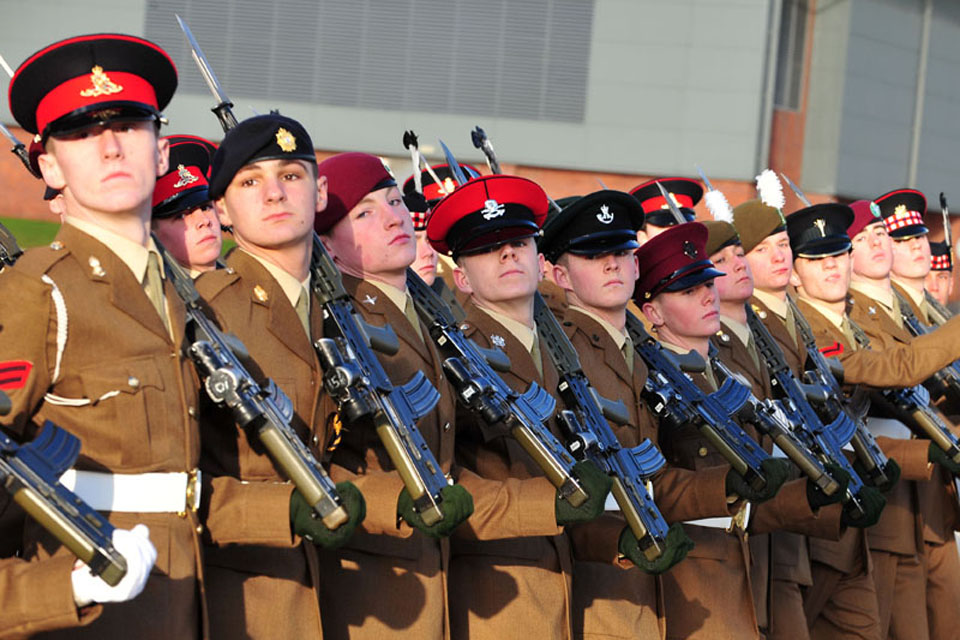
295, 289, 310, 339
840, 316, 858, 351
784, 304, 799, 346
403, 295, 424, 343
530, 334, 544, 379
744, 335, 762, 373
622, 334, 634, 376
144, 252, 170, 333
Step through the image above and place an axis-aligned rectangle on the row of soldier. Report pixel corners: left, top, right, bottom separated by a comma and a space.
2, 31, 960, 640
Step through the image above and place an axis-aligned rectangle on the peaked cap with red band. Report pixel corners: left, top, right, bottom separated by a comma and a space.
633, 222, 723, 302
153, 135, 217, 219
629, 177, 702, 227
9, 34, 177, 138
427, 174, 548, 259
403, 163, 483, 204
315, 152, 396, 234
876, 188, 928, 239
847, 199, 885, 239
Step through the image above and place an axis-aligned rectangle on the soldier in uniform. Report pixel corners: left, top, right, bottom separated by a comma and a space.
0, 34, 205, 638
425, 174, 613, 640
634, 222, 790, 639
628, 178, 701, 243
925, 241, 953, 307
787, 203, 960, 637
151, 135, 221, 276
195, 114, 366, 639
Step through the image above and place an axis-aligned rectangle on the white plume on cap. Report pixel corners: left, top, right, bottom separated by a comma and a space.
755, 169, 785, 211
704, 188, 733, 223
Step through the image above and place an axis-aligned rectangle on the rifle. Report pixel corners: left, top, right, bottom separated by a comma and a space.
534, 296, 669, 561
745, 306, 867, 514
892, 289, 960, 405
406, 272, 589, 507
0, 121, 40, 179
925, 290, 953, 327
0, 220, 23, 267
311, 237, 451, 525
847, 318, 960, 465
0, 387, 126, 585
787, 295, 893, 485
156, 240, 349, 529
625, 312, 771, 491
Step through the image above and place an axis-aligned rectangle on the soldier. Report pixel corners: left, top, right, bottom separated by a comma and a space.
151, 135, 221, 276
787, 202, 960, 638
629, 178, 701, 243
425, 174, 613, 640
0, 34, 204, 637
194, 114, 366, 639
924, 240, 953, 308
634, 222, 790, 639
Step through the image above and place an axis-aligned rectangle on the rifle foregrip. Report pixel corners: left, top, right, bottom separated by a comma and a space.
771, 432, 839, 496
374, 420, 444, 526
509, 424, 587, 507
913, 409, 960, 464
610, 477, 663, 562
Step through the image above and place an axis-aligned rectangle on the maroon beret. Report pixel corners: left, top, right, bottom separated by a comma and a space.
847, 199, 884, 239
316, 152, 397, 234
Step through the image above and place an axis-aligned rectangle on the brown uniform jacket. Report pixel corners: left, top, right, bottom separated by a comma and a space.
0, 224, 204, 639
195, 250, 325, 639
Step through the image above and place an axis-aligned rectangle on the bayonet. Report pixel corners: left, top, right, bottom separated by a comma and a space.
780, 172, 812, 207
0, 53, 13, 78
696, 165, 714, 192
941, 192, 953, 264
439, 139, 468, 187
470, 126, 501, 175
175, 14, 239, 131
0, 122, 39, 178
655, 181, 687, 226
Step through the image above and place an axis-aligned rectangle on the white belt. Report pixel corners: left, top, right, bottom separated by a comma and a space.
686, 503, 752, 532
865, 417, 912, 440
60, 469, 201, 514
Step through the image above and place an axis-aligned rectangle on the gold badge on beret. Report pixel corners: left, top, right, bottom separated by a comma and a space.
80, 66, 123, 98
276, 127, 297, 153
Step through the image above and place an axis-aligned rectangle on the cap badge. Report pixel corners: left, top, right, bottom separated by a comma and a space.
869, 201, 881, 218
596, 204, 614, 224
441, 177, 456, 194
682, 240, 698, 259
253, 285, 269, 303
173, 164, 199, 189
481, 199, 506, 220
80, 66, 123, 98
275, 128, 297, 153
660, 192, 681, 209
813, 218, 827, 237
491, 334, 506, 348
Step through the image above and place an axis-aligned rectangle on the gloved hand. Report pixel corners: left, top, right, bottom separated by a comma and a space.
853, 457, 900, 493
290, 482, 366, 549
398, 484, 474, 539
841, 485, 886, 528
72, 524, 157, 607
725, 458, 791, 504
618, 522, 694, 575
929, 442, 960, 475
556, 461, 613, 527
806, 463, 851, 511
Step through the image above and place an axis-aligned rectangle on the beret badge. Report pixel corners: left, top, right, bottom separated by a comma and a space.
276, 127, 297, 153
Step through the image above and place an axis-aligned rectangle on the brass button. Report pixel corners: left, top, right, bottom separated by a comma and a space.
443, 422, 451, 432
127, 376, 140, 389
312, 434, 320, 446
188, 406, 197, 418
697, 446, 708, 458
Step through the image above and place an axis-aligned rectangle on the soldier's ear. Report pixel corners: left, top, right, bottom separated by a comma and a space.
315, 174, 328, 212
37, 150, 66, 191
641, 300, 663, 328
156, 136, 170, 177
213, 198, 232, 229
452, 264, 472, 295
537, 253, 545, 283
319, 233, 337, 261
789, 268, 802, 288
552, 261, 573, 291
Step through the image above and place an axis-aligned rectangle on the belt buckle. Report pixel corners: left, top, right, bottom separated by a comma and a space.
179, 469, 201, 517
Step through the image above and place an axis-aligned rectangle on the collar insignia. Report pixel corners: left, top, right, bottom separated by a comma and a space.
276, 128, 297, 153
80, 66, 123, 98
363, 294, 378, 306
813, 218, 827, 237
253, 285, 269, 303
868, 306, 877, 315
491, 334, 506, 348
88, 256, 105, 277
173, 164, 199, 189
481, 199, 505, 220
596, 204, 614, 224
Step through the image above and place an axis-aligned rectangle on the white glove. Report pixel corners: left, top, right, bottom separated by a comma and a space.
71, 524, 157, 607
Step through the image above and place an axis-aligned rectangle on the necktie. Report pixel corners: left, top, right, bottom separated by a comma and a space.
295, 289, 310, 338
622, 333, 634, 376
744, 335, 761, 373
530, 334, 544, 379
784, 304, 799, 346
840, 316, 858, 351
403, 295, 424, 342
144, 252, 170, 333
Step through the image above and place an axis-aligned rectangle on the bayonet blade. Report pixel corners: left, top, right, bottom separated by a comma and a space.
780, 172, 812, 207
0, 122, 40, 178
439, 139, 468, 187
941, 192, 952, 258
655, 181, 687, 226
176, 15, 238, 131
695, 165, 714, 192
0, 54, 13, 78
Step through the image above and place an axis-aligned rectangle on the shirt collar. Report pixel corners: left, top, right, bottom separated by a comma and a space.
476, 304, 537, 353
891, 277, 926, 309
720, 316, 753, 347
849, 280, 895, 312
569, 305, 627, 350
244, 250, 310, 309
752, 289, 788, 320
368, 279, 410, 314
799, 295, 846, 329
65, 216, 161, 284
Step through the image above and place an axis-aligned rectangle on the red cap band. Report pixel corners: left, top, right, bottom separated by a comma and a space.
35, 70, 157, 135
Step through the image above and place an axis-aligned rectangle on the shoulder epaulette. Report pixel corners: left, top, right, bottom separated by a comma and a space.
195, 266, 240, 300
10, 241, 72, 277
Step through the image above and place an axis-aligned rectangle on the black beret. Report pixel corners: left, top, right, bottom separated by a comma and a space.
208, 113, 316, 200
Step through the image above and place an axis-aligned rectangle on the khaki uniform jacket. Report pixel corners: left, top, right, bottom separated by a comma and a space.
195, 250, 325, 639
0, 224, 205, 639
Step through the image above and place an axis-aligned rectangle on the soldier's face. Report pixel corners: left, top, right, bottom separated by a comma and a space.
412, 230, 439, 285
792, 252, 852, 303
455, 237, 544, 307
746, 231, 792, 292
152, 204, 222, 273
642, 281, 721, 341
710, 244, 754, 304
851, 222, 892, 280
925, 269, 953, 306
216, 159, 322, 252
553, 250, 639, 312
322, 186, 416, 280
39, 121, 168, 218
891, 234, 932, 280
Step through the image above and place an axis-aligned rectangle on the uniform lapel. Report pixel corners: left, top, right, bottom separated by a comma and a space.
565, 308, 632, 387
342, 275, 433, 365
464, 299, 540, 387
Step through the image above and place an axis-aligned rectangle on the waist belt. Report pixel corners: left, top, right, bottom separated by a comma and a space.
60, 469, 201, 514
686, 502, 752, 532
865, 417, 912, 440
